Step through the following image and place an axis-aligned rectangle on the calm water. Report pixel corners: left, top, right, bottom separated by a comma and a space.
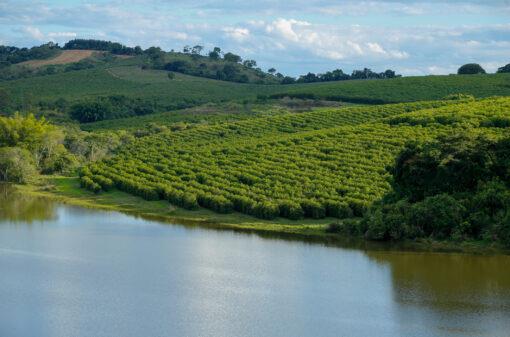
1, 185, 509, 337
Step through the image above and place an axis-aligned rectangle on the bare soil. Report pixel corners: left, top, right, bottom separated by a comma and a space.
21, 50, 97, 68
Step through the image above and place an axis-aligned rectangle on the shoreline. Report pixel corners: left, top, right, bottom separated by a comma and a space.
14, 177, 509, 255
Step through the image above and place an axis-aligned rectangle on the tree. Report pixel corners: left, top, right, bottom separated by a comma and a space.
383, 69, 396, 78
497, 64, 510, 73
208, 47, 221, 60
191, 45, 203, 55
0, 147, 37, 183
243, 60, 257, 68
164, 60, 190, 73
70, 101, 112, 123
281, 76, 296, 84
223, 52, 242, 63
268, 68, 276, 74
182, 45, 191, 54
0, 89, 9, 112
458, 63, 486, 75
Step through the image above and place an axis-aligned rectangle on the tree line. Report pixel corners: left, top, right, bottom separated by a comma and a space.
0, 43, 59, 67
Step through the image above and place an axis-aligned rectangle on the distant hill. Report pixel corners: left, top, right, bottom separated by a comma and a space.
1, 38, 509, 124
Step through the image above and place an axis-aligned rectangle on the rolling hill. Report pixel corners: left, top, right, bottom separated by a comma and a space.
80, 97, 510, 220
2, 57, 509, 114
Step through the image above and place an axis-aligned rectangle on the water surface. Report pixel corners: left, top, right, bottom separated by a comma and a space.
1, 185, 509, 337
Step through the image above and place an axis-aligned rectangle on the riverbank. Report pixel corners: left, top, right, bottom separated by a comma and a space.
15, 177, 508, 254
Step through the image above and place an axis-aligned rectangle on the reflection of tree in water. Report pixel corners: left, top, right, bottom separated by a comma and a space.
0, 184, 56, 223
367, 250, 510, 311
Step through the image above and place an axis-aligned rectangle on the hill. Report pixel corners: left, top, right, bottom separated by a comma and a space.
271, 73, 510, 104
79, 97, 510, 220
2, 60, 510, 118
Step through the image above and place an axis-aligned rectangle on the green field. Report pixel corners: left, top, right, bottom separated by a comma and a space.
2, 60, 510, 112
80, 97, 510, 220
276, 73, 510, 103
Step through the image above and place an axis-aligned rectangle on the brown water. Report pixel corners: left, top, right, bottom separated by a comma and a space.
1, 184, 509, 337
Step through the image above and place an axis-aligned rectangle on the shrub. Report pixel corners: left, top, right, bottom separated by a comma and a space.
252, 201, 280, 219
278, 200, 304, 220
300, 200, 326, 219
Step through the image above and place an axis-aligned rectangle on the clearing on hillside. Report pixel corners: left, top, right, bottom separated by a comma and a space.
20, 50, 97, 67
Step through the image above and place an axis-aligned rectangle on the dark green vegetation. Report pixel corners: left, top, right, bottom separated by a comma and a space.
0, 42, 59, 67
355, 135, 510, 247
498, 64, 510, 73
458, 63, 486, 75
291, 68, 400, 84
79, 97, 510, 224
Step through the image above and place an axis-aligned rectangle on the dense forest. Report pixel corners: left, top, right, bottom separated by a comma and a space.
330, 134, 510, 246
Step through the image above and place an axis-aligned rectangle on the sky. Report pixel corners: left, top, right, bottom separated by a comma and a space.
0, 0, 509, 76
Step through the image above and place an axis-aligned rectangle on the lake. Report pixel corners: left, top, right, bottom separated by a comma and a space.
1, 184, 509, 337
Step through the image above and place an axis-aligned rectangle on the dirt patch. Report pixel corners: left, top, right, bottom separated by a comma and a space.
20, 50, 98, 68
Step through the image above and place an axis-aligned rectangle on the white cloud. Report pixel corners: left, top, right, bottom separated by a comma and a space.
265, 18, 311, 42
23, 26, 44, 41
0, 1, 509, 76
47, 32, 77, 38
223, 27, 250, 42
262, 19, 409, 62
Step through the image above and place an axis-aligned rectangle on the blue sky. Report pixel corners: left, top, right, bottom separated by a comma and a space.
1, 0, 509, 76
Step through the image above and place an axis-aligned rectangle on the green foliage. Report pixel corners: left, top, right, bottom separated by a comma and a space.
0, 43, 59, 66
458, 63, 486, 75
497, 64, 510, 73
70, 101, 111, 122
63, 39, 142, 55
69, 95, 158, 123
363, 134, 510, 246
0, 147, 37, 183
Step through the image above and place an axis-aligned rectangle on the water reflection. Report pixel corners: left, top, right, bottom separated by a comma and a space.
367, 251, 510, 336
1, 186, 510, 337
0, 184, 56, 223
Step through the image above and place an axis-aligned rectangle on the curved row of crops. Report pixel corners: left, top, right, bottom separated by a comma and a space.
80, 97, 510, 220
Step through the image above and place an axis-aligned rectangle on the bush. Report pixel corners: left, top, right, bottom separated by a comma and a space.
278, 200, 304, 220
0, 147, 37, 184
252, 201, 280, 219
80, 176, 101, 193
182, 193, 199, 210
300, 200, 326, 219
70, 101, 111, 123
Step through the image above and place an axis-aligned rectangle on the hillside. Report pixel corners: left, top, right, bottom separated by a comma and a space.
273, 73, 510, 104
2, 60, 510, 116
0, 64, 279, 110
80, 97, 510, 220
19, 50, 98, 68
